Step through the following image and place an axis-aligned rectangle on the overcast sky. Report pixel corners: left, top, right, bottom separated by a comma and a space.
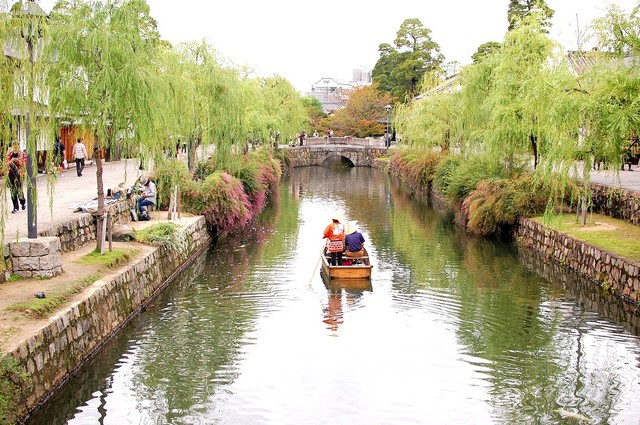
37, 0, 639, 92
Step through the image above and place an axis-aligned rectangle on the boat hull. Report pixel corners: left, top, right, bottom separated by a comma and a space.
321, 247, 372, 279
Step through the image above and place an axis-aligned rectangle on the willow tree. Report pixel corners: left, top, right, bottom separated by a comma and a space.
395, 90, 460, 151
480, 17, 560, 172
172, 41, 248, 172
0, 1, 50, 241
45, 0, 168, 252
245, 75, 306, 149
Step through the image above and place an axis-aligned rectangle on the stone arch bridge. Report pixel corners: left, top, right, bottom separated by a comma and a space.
284, 137, 388, 167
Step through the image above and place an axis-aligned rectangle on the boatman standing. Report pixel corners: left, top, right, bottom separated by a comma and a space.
323, 213, 346, 266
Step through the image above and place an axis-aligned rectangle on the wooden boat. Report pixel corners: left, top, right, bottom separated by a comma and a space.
321, 246, 372, 280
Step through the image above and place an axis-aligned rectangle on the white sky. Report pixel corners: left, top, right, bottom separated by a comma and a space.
37, 0, 638, 92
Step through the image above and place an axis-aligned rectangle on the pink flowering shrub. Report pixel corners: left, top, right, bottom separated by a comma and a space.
231, 151, 282, 217
154, 150, 282, 236
190, 171, 252, 233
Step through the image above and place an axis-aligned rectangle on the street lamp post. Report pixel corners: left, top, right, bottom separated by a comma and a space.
18, 1, 46, 239
384, 104, 392, 148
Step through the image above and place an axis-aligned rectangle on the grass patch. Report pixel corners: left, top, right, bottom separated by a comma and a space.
5, 275, 25, 283
4, 272, 101, 319
535, 213, 640, 263
0, 327, 19, 345
135, 222, 184, 250
75, 249, 137, 269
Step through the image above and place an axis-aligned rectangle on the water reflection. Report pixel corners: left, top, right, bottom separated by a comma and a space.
26, 166, 640, 425
321, 275, 372, 333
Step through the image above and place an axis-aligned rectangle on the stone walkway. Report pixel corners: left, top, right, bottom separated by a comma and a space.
591, 164, 640, 191
3, 159, 145, 242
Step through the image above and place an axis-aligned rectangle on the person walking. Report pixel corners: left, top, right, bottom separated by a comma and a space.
6, 141, 27, 213
73, 138, 87, 177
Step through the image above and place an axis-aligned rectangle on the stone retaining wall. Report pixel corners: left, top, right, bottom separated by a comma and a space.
10, 217, 210, 423
591, 183, 640, 225
517, 218, 640, 305
518, 248, 640, 333
37, 200, 132, 253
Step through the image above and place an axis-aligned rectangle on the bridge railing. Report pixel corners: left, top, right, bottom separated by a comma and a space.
304, 136, 385, 148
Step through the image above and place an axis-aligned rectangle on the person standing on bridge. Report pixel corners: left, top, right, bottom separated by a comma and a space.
323, 213, 346, 266
299, 130, 307, 147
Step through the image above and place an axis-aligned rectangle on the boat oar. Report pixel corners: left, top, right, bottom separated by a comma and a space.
308, 241, 325, 285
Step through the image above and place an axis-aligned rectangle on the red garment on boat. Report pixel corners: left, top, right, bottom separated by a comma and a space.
323, 222, 345, 252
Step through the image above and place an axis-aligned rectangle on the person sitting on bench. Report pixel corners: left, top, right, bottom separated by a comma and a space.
345, 221, 365, 258
137, 176, 156, 218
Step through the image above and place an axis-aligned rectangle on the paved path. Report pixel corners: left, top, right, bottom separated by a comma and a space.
590, 164, 640, 191
3, 159, 145, 241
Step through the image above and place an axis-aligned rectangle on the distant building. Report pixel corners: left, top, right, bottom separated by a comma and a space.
305, 69, 372, 113
352, 68, 371, 84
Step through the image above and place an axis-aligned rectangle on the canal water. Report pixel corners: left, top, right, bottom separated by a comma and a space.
29, 166, 640, 424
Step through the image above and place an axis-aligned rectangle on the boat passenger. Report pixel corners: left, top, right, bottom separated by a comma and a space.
323, 213, 346, 266
345, 221, 365, 258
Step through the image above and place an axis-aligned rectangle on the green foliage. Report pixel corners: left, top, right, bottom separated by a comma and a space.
433, 154, 463, 195
154, 159, 191, 209
76, 249, 136, 269
440, 155, 509, 204
6, 296, 66, 318
46, 0, 165, 158
396, 90, 459, 150
592, 3, 640, 57
537, 213, 640, 263
5, 272, 100, 320
462, 174, 549, 235
507, 0, 554, 32
472, 41, 502, 63
302, 96, 326, 134
326, 83, 393, 137
389, 148, 444, 189
0, 354, 30, 424
135, 222, 184, 250
372, 19, 444, 101
242, 75, 308, 148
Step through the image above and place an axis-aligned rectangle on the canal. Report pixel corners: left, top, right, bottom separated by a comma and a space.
28, 166, 640, 424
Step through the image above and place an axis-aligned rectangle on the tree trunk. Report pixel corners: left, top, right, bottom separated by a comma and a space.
188, 139, 197, 174
530, 134, 538, 170
94, 145, 105, 253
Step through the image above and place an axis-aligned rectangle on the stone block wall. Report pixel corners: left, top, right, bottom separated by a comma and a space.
287, 146, 388, 167
518, 248, 640, 333
517, 218, 640, 305
9, 237, 63, 278
9, 217, 210, 423
37, 200, 132, 253
590, 183, 640, 225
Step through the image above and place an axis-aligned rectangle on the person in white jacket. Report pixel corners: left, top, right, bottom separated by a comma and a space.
73, 138, 87, 176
